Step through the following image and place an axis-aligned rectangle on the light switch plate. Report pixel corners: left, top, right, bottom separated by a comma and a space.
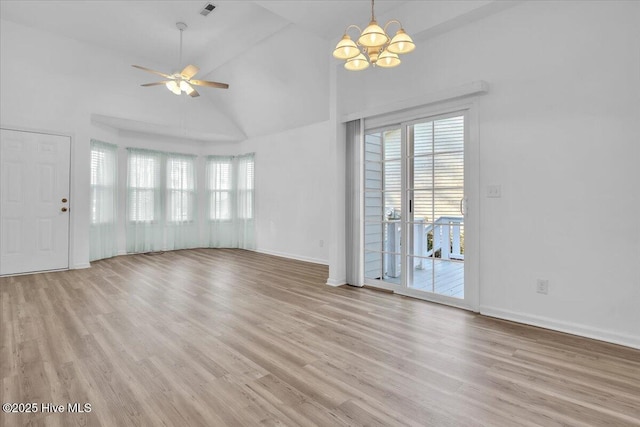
487, 185, 501, 198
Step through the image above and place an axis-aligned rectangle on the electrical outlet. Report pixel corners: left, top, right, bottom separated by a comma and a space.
536, 279, 549, 294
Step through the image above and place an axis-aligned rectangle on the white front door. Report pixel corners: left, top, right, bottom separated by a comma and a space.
0, 129, 71, 275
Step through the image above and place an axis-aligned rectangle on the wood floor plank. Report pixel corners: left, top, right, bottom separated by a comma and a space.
1, 248, 639, 426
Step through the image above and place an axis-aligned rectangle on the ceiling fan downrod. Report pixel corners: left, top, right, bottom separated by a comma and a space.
176, 22, 187, 70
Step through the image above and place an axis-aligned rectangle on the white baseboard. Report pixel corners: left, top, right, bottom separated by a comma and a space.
480, 306, 640, 350
326, 278, 347, 287
254, 248, 328, 266
70, 263, 91, 270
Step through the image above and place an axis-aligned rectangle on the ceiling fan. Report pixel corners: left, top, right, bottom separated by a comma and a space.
132, 22, 228, 97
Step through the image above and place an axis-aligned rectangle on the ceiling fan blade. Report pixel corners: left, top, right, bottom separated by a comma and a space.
141, 81, 172, 87
189, 88, 200, 98
132, 65, 171, 79
180, 64, 200, 79
190, 79, 229, 89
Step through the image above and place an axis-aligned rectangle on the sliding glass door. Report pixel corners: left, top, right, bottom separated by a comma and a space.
407, 115, 465, 298
363, 111, 472, 306
363, 127, 404, 290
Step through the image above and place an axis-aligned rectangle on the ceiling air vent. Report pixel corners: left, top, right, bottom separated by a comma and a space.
200, 3, 216, 16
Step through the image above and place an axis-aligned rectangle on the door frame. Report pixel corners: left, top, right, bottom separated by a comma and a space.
0, 126, 74, 276
361, 99, 480, 312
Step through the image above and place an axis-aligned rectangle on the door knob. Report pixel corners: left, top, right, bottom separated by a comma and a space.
61, 207, 68, 212
62, 198, 68, 203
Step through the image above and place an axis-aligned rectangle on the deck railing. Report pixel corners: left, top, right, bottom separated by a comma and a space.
423, 216, 464, 261
383, 216, 464, 277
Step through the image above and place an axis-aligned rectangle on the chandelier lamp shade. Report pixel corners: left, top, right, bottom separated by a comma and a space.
333, 0, 415, 70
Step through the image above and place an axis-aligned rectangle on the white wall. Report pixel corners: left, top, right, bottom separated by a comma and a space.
0, 20, 117, 269
210, 24, 330, 138
335, 0, 640, 347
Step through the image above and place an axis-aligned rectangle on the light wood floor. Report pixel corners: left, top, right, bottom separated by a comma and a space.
1, 249, 639, 426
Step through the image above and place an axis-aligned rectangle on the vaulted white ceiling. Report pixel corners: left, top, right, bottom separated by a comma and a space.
0, 1, 414, 74
0, 0, 503, 141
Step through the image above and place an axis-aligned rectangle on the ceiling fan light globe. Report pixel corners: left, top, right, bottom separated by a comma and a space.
358, 20, 388, 48
166, 80, 181, 95
333, 35, 360, 60
387, 29, 415, 54
179, 80, 195, 95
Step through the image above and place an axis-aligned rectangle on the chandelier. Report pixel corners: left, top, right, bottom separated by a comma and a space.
333, 0, 415, 71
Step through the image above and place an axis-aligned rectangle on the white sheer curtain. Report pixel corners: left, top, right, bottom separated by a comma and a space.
165, 153, 198, 250
206, 156, 235, 247
126, 148, 163, 253
206, 153, 255, 249
126, 148, 199, 253
236, 153, 255, 249
89, 140, 118, 261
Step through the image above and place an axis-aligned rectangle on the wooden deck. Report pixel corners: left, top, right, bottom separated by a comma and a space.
384, 259, 464, 298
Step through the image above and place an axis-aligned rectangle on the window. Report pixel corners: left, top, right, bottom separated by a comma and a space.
207, 155, 254, 221
207, 157, 233, 220
237, 154, 254, 220
126, 149, 199, 253
128, 150, 160, 222
167, 156, 196, 222
90, 140, 117, 261
90, 142, 117, 224
206, 153, 255, 249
